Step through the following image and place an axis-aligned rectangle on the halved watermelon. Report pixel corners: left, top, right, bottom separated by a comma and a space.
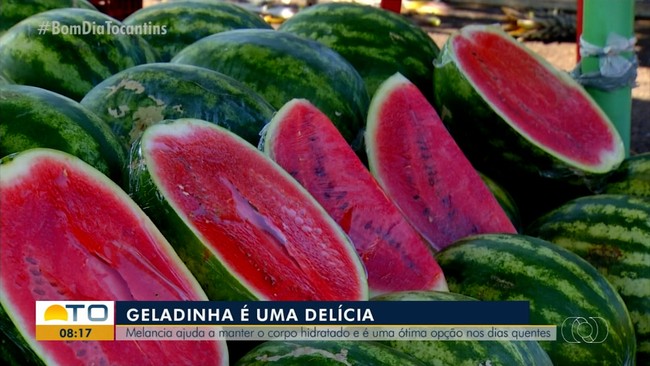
433, 25, 625, 222
366, 73, 516, 250
129, 118, 368, 301
0, 148, 228, 365
262, 98, 447, 296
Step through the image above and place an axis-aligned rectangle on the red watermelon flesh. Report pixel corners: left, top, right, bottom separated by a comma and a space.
451, 26, 621, 168
262, 99, 448, 296
140, 119, 367, 300
366, 73, 517, 251
0, 149, 228, 366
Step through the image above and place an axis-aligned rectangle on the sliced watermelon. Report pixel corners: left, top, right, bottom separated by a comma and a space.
262, 98, 447, 296
366, 73, 516, 250
0, 148, 228, 365
129, 118, 368, 301
433, 25, 625, 222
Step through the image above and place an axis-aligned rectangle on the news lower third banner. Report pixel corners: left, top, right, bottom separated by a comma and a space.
35, 300, 557, 342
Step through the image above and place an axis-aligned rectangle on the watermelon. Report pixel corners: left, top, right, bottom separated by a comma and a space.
436, 233, 636, 366
279, 2, 439, 100
80, 63, 275, 150
236, 340, 427, 366
262, 98, 447, 296
366, 73, 516, 250
171, 29, 369, 148
0, 8, 157, 101
373, 290, 553, 366
129, 118, 368, 301
0, 0, 97, 35
602, 152, 650, 198
0, 148, 228, 365
527, 194, 650, 364
479, 172, 523, 232
0, 84, 126, 184
123, 0, 272, 62
433, 25, 625, 222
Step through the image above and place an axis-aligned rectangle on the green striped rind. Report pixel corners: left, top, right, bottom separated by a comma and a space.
372, 291, 553, 366
0, 0, 97, 35
603, 152, 650, 198
235, 340, 427, 365
0, 8, 157, 101
526, 194, 650, 364
278, 2, 439, 100
128, 122, 260, 301
123, 0, 271, 61
435, 233, 636, 366
80, 63, 275, 150
0, 303, 44, 366
372, 290, 476, 302
479, 172, 523, 232
171, 29, 369, 148
0, 84, 126, 184
433, 25, 624, 223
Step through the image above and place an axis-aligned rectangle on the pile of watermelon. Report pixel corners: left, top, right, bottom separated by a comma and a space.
1, 1, 648, 365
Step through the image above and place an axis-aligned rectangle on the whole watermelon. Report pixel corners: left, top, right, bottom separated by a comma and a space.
0, 0, 97, 35
0, 8, 157, 101
602, 152, 650, 198
0, 84, 126, 184
279, 2, 440, 100
80, 63, 275, 150
373, 291, 553, 365
123, 0, 272, 61
236, 340, 427, 365
171, 29, 369, 150
527, 194, 650, 364
436, 233, 636, 366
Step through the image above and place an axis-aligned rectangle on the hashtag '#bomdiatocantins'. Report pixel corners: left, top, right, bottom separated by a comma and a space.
37, 21, 50, 35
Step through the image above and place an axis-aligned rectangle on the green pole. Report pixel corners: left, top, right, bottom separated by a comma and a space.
581, 0, 635, 157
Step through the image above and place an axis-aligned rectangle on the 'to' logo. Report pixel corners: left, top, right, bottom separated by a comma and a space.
560, 317, 609, 343
35, 301, 115, 341
44, 304, 109, 322
36, 301, 114, 325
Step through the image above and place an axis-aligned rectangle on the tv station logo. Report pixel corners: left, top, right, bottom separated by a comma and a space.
560, 316, 609, 343
35, 301, 115, 341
